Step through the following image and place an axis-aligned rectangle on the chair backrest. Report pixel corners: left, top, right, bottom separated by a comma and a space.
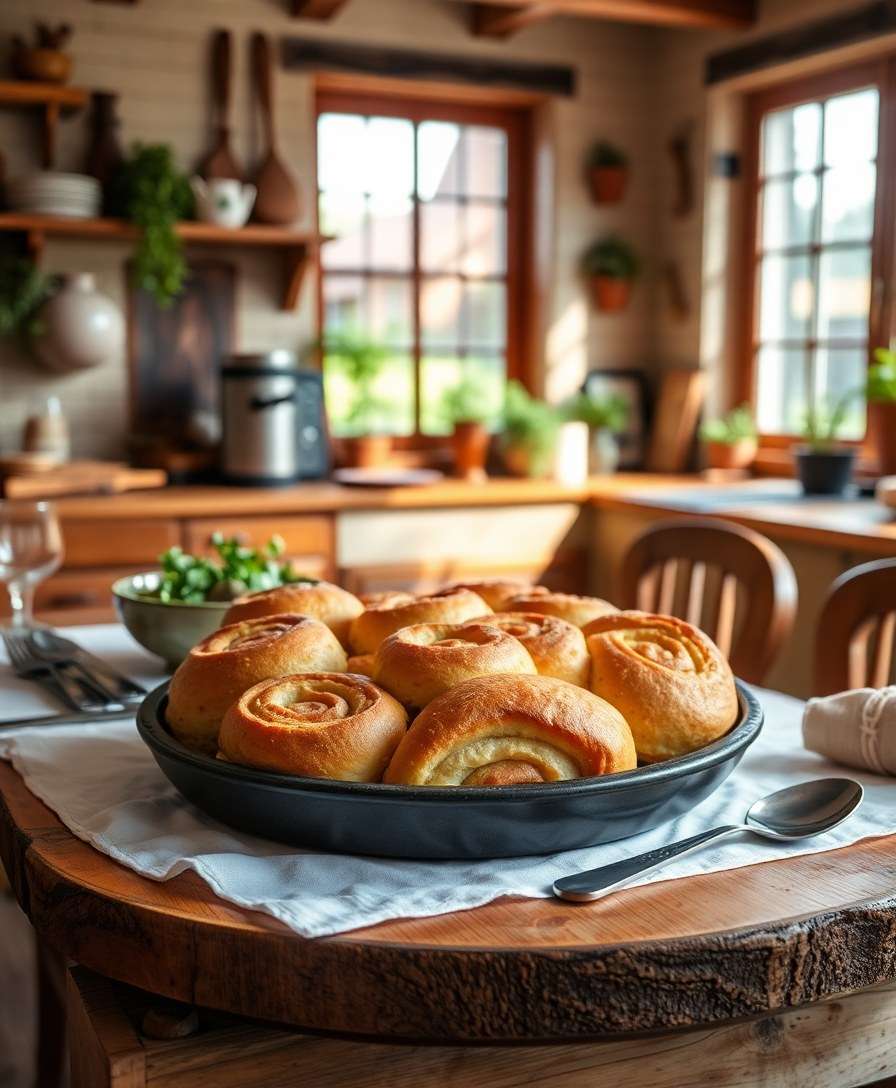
620, 517, 797, 684
814, 558, 896, 696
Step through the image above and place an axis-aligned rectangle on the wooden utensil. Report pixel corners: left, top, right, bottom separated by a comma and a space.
1, 461, 166, 499
251, 31, 301, 225
200, 29, 242, 181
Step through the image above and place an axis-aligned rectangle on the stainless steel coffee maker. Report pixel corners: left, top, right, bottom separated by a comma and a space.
220, 351, 329, 485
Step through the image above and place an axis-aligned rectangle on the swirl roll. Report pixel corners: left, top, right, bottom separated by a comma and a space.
505, 589, 618, 629
223, 581, 363, 648
469, 611, 589, 687
349, 586, 490, 654
440, 579, 544, 612
219, 673, 407, 781
585, 610, 738, 762
372, 621, 537, 709
383, 674, 636, 786
166, 614, 347, 754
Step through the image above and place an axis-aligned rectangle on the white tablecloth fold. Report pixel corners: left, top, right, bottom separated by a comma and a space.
2, 625, 895, 938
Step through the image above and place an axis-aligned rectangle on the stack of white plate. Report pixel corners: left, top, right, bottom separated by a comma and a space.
7, 173, 102, 218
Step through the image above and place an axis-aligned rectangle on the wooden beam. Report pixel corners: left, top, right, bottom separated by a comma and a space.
471, 3, 553, 37
460, 0, 755, 32
290, 0, 350, 19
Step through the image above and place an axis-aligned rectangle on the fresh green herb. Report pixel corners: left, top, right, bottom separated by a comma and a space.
501, 381, 560, 476
581, 235, 640, 281
0, 254, 54, 342
316, 332, 392, 436
442, 371, 500, 426
802, 391, 859, 451
587, 140, 627, 169
146, 535, 317, 604
867, 348, 896, 403
700, 404, 756, 445
564, 390, 629, 432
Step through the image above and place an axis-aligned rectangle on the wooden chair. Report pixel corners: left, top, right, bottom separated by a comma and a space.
620, 518, 797, 684
814, 558, 896, 696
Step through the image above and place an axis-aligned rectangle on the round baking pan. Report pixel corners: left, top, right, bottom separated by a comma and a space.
137, 680, 763, 860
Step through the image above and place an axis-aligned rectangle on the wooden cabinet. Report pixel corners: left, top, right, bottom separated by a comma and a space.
61, 519, 179, 567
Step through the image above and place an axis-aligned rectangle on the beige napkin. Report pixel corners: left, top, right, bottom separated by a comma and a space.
803, 687, 896, 776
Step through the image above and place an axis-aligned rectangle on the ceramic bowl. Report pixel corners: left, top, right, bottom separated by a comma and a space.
112, 572, 230, 669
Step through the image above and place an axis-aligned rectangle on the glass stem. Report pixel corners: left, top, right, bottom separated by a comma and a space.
8, 582, 34, 627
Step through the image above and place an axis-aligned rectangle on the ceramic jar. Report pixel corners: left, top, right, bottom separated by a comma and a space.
33, 273, 125, 373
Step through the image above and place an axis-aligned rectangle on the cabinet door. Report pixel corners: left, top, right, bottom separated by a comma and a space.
183, 517, 335, 580
61, 519, 179, 567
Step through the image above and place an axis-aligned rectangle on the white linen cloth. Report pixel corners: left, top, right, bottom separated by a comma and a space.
803, 686, 896, 775
1, 625, 895, 938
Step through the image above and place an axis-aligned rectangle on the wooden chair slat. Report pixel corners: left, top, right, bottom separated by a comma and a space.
872, 611, 896, 689
686, 561, 706, 628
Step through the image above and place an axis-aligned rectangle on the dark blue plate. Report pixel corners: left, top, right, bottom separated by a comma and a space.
136, 680, 763, 859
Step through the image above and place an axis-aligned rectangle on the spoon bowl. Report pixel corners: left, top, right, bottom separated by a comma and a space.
745, 778, 864, 840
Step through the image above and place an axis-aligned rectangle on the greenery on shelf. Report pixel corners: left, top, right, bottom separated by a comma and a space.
318, 332, 392, 436
501, 380, 560, 475
581, 235, 640, 280
867, 347, 896, 403
144, 535, 316, 604
108, 143, 195, 307
0, 254, 54, 342
699, 404, 756, 445
442, 371, 499, 426
801, 392, 858, 452
564, 389, 629, 432
587, 140, 627, 169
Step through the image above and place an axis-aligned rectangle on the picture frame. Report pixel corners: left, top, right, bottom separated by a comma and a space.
582, 368, 649, 469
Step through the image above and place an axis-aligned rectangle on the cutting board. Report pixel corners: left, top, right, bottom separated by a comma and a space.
2, 461, 166, 499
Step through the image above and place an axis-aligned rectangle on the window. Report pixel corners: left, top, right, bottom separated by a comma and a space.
315, 91, 529, 439
744, 64, 889, 444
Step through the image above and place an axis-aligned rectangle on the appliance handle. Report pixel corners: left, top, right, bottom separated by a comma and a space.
249, 392, 295, 411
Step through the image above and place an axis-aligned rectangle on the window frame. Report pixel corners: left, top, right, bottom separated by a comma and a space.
313, 81, 535, 447
739, 59, 893, 457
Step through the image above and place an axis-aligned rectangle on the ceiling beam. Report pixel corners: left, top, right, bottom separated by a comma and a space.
462, 0, 755, 35
290, 0, 350, 19
471, 3, 554, 38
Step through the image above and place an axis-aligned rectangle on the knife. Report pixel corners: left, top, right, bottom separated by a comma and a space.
27, 628, 147, 705
0, 708, 136, 730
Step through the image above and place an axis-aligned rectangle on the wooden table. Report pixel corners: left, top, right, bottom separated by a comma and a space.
3, 761, 896, 1085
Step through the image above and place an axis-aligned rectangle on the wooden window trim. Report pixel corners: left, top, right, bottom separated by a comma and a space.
313, 77, 537, 449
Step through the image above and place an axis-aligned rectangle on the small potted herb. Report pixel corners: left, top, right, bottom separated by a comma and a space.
866, 347, 896, 475
564, 390, 629, 474
581, 236, 640, 313
0, 254, 54, 344
794, 393, 858, 496
586, 140, 628, 204
501, 381, 560, 478
442, 374, 498, 481
322, 333, 393, 468
700, 405, 757, 471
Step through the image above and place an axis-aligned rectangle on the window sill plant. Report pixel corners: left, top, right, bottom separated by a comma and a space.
699, 405, 757, 471
442, 375, 498, 482
501, 381, 560, 479
319, 333, 394, 470
587, 140, 628, 205
794, 394, 858, 496
564, 389, 629, 475
581, 236, 639, 313
866, 348, 896, 475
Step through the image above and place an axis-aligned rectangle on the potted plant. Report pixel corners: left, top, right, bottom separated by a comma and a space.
442, 374, 497, 481
581, 236, 640, 313
866, 347, 896, 476
322, 334, 393, 469
501, 381, 560, 479
700, 405, 757, 471
586, 140, 628, 204
564, 389, 629, 474
794, 393, 858, 496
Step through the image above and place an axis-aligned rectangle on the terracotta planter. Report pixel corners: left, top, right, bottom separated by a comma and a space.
703, 438, 757, 471
868, 402, 896, 475
15, 47, 72, 84
588, 165, 627, 204
343, 434, 392, 469
502, 441, 553, 479
451, 421, 489, 481
590, 276, 632, 313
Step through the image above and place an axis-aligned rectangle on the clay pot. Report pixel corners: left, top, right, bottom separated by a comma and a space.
451, 421, 489, 481
590, 276, 632, 313
868, 402, 896, 475
33, 273, 125, 373
15, 47, 72, 83
704, 438, 757, 471
588, 165, 627, 204
343, 434, 392, 469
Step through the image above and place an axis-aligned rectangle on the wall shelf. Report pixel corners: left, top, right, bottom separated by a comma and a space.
0, 80, 90, 168
0, 213, 330, 311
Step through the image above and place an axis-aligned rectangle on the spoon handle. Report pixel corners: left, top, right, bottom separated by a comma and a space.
552, 824, 745, 902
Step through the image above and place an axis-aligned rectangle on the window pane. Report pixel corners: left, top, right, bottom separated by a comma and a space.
755, 346, 808, 434
821, 163, 876, 243
464, 126, 507, 198
465, 281, 506, 349
419, 354, 505, 435
369, 193, 413, 272
817, 246, 871, 341
319, 191, 364, 269
318, 113, 366, 192
368, 276, 413, 347
323, 274, 364, 334
421, 200, 461, 273
757, 252, 814, 341
462, 202, 506, 276
324, 352, 414, 437
760, 174, 817, 250
418, 121, 461, 199
762, 102, 821, 177
365, 118, 414, 195
421, 275, 463, 349
814, 346, 867, 439
824, 88, 878, 166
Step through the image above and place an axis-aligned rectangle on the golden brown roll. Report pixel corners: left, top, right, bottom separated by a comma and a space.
383, 674, 636, 786
586, 610, 739, 763
349, 587, 490, 654
346, 653, 375, 677
469, 611, 589, 687
505, 589, 618, 628
223, 581, 363, 648
166, 614, 347, 754
372, 622, 537, 709
218, 673, 407, 782
440, 579, 545, 612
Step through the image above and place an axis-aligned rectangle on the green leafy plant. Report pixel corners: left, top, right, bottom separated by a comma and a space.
587, 140, 627, 169
144, 534, 316, 604
700, 404, 757, 445
0, 254, 54, 342
108, 143, 194, 307
442, 372, 498, 426
867, 347, 896, 403
802, 392, 859, 452
318, 332, 391, 435
581, 236, 640, 280
501, 381, 560, 475
564, 390, 628, 432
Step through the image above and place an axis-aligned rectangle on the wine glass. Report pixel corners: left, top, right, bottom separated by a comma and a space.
0, 500, 64, 628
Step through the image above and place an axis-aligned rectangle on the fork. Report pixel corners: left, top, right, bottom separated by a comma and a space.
26, 632, 128, 710
2, 627, 108, 713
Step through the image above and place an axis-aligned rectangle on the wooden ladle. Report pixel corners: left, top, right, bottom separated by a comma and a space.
251, 32, 301, 225
200, 29, 242, 181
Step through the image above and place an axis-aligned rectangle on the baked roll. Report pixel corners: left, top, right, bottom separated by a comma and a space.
505, 589, 618, 629
372, 621, 537, 709
346, 653, 375, 677
383, 673, 636, 786
440, 579, 544, 612
219, 673, 407, 782
223, 581, 363, 648
470, 611, 589, 687
166, 614, 347, 754
349, 587, 490, 654
585, 610, 738, 763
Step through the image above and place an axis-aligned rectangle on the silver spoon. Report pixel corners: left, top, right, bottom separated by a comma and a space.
553, 777, 864, 903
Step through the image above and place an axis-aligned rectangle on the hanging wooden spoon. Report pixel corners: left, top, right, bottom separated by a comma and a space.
251, 31, 301, 225
200, 29, 242, 181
